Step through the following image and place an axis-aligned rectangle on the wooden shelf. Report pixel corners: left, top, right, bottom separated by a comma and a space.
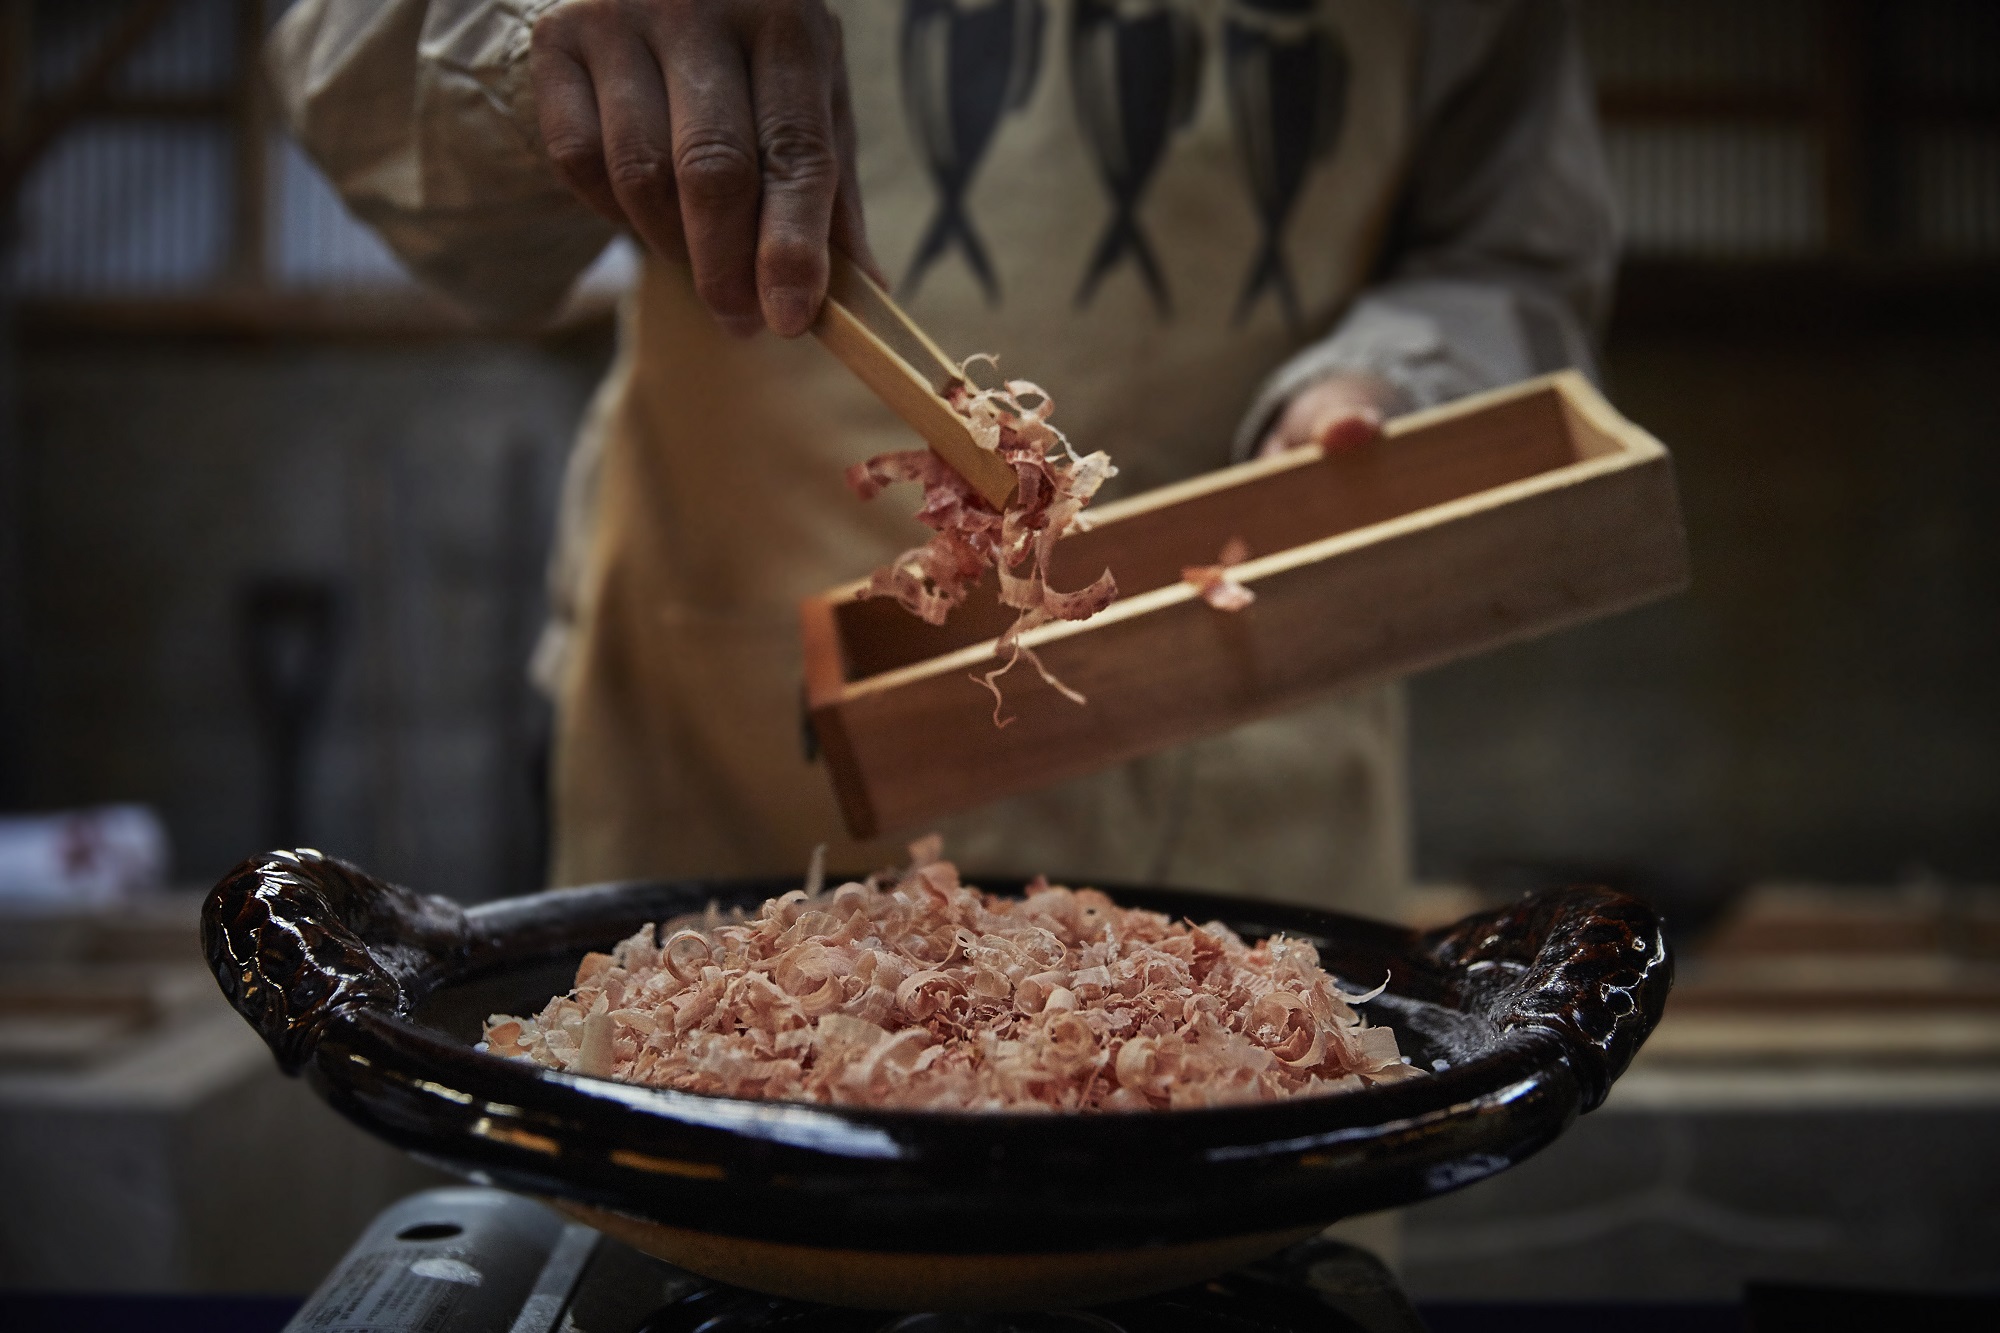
14, 288, 620, 343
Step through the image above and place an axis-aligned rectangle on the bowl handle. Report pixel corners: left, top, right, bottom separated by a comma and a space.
202, 849, 471, 1075
1421, 886, 1672, 1112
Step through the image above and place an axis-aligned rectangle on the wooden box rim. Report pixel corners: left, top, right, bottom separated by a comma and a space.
803, 370, 1666, 708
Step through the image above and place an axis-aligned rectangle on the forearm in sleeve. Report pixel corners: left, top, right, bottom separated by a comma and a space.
270, 0, 614, 325
1234, 0, 1618, 453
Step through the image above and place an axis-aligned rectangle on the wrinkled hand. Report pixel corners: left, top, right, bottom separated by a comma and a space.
531, 0, 878, 337
1256, 372, 1402, 459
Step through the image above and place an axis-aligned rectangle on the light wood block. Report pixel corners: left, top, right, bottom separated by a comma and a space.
802, 372, 1690, 838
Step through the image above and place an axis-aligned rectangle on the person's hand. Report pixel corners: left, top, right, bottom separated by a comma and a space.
530, 0, 878, 338
1255, 372, 1402, 459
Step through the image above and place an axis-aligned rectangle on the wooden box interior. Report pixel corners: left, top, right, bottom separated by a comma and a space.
824, 378, 1622, 687
802, 372, 1686, 837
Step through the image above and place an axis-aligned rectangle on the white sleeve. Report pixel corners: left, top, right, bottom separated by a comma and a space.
1234, 0, 1619, 454
269, 0, 615, 325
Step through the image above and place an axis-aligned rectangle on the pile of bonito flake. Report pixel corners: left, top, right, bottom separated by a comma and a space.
483, 840, 1421, 1112
845, 363, 1118, 723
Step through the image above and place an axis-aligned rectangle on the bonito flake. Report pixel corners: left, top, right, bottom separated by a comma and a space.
1183, 536, 1256, 612
484, 841, 1422, 1113
845, 365, 1118, 724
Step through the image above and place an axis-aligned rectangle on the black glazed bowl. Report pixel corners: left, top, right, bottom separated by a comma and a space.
203, 851, 1670, 1311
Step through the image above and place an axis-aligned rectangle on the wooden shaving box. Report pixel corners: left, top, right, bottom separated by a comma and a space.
802, 371, 1690, 839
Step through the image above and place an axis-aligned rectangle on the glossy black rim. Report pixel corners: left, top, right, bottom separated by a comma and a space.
204, 853, 1670, 1255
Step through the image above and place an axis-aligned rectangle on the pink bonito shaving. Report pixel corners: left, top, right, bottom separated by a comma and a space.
845, 362, 1119, 724
1183, 536, 1257, 612
484, 839, 1423, 1112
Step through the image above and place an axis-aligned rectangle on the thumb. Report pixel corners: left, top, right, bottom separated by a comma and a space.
1313, 406, 1384, 454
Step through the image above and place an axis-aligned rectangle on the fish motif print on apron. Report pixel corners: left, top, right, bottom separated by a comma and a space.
551, 1, 1418, 919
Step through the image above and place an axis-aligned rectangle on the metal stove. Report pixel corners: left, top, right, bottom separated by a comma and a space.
283, 1189, 1426, 1333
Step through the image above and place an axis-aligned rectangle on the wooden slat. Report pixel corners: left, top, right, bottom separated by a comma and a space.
0, 3, 30, 152
1637, 1011, 2000, 1065
16, 288, 621, 340
63, 92, 234, 119
230, 0, 267, 286
804, 373, 1690, 837
823, 251, 960, 394
0, 0, 178, 197
799, 592, 876, 837
812, 253, 1018, 511
1596, 86, 1821, 123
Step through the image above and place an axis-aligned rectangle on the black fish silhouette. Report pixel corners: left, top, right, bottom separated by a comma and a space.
900, 0, 1045, 304
1069, 1, 1204, 316
1223, 0, 1349, 328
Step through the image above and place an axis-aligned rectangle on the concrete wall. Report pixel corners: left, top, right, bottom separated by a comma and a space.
1410, 316, 2000, 884
12, 330, 610, 900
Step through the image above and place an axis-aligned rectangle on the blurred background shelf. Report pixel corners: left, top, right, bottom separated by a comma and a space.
1402, 877, 2000, 1301
0, 891, 442, 1293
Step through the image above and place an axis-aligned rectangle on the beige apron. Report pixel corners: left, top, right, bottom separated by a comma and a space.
551, 0, 1418, 919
